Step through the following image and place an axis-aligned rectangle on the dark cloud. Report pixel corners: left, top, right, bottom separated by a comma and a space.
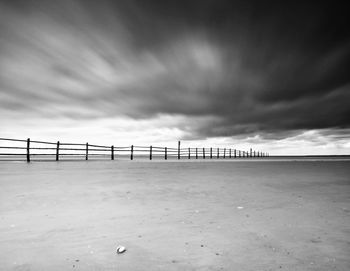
0, 0, 349, 140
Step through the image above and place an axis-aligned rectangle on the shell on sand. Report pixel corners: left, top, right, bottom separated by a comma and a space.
116, 246, 126, 254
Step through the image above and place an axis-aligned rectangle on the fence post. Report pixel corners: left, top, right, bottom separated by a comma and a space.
217, 148, 219, 159
85, 143, 89, 160
26, 138, 30, 163
234, 149, 236, 158
229, 148, 231, 158
56, 141, 60, 161
150, 145, 152, 160
130, 145, 134, 160
111, 145, 114, 160
224, 148, 226, 159
178, 141, 180, 160
196, 148, 198, 159
210, 147, 212, 159
165, 147, 167, 160
188, 148, 190, 159
239, 150, 241, 157
250, 148, 252, 158
203, 148, 205, 159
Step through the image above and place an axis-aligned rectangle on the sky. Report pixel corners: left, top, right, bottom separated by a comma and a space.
0, 0, 349, 155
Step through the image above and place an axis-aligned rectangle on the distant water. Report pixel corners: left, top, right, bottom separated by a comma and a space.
0, 154, 349, 162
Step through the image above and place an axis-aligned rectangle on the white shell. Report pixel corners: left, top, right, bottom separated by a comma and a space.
116, 246, 126, 254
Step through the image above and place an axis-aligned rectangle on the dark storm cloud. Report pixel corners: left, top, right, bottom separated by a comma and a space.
0, 0, 349, 139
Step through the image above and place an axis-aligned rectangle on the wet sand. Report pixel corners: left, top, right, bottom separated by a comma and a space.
0, 159, 350, 270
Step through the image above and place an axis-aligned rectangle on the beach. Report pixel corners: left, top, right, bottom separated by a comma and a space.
0, 159, 349, 270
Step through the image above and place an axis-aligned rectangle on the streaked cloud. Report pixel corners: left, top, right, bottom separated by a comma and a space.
0, 0, 349, 154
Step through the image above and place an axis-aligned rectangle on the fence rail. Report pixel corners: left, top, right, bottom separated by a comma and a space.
0, 137, 269, 162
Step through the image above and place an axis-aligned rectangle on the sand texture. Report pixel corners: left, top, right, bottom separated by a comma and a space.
0, 159, 350, 270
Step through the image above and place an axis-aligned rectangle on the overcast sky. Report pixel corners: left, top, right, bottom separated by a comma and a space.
1, 0, 349, 155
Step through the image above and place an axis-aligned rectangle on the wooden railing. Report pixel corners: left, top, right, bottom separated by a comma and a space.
0, 137, 269, 162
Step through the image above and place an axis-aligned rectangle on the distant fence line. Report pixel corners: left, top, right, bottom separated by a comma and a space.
0, 137, 269, 162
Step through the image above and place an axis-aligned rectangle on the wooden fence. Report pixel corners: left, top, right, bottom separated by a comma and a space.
0, 137, 269, 162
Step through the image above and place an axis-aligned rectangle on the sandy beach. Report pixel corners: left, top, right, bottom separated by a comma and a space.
0, 159, 349, 270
